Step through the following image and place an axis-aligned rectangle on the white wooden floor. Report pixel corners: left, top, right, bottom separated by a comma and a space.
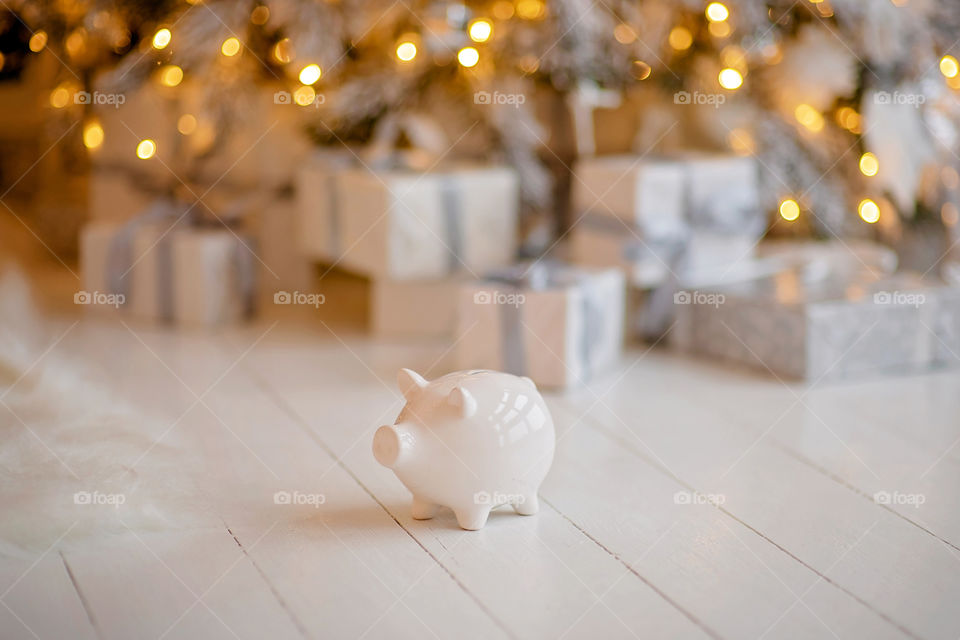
2, 297, 960, 640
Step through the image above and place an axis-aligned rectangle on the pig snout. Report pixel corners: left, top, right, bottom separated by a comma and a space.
373, 424, 414, 469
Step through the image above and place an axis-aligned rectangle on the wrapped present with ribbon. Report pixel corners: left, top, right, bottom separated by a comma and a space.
80, 199, 257, 327
455, 262, 625, 389
671, 254, 960, 381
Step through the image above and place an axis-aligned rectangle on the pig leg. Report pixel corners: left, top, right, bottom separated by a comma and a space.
411, 496, 438, 520
514, 493, 539, 516
454, 506, 491, 530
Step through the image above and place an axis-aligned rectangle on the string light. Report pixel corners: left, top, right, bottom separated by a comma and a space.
668, 26, 693, 51
492, 0, 514, 19
718, 68, 743, 89
859, 152, 879, 177
136, 139, 157, 160
727, 129, 755, 155
273, 39, 293, 63
943, 166, 960, 189
940, 55, 959, 79
298, 63, 322, 85
152, 28, 171, 50
631, 60, 652, 80
251, 5, 270, 25
293, 85, 316, 106
779, 199, 800, 221
177, 114, 197, 135
83, 119, 104, 149
159, 65, 183, 87
858, 198, 880, 223
614, 24, 637, 44
708, 21, 731, 37
65, 29, 87, 58
49, 84, 72, 108
795, 104, 824, 132
469, 19, 493, 43
29, 30, 48, 52
221, 37, 241, 56
396, 41, 417, 62
705, 3, 729, 22
457, 46, 479, 67
942, 203, 959, 226
515, 0, 545, 20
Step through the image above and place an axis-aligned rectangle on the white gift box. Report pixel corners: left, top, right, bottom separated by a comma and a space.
370, 277, 464, 338
299, 163, 519, 279
80, 213, 256, 327
455, 264, 625, 389
672, 269, 960, 381
295, 151, 355, 262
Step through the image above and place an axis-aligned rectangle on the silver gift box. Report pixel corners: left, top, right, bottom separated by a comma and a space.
671, 270, 960, 381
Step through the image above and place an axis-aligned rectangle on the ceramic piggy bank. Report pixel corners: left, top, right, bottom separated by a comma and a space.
373, 368, 556, 530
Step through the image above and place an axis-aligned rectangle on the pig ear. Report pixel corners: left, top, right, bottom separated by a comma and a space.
397, 368, 428, 398
447, 386, 478, 418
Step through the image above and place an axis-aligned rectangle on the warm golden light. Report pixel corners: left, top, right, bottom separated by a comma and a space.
942, 202, 959, 226
396, 41, 417, 61
614, 24, 637, 44
708, 21, 731, 37
940, 55, 959, 79
859, 152, 879, 177
858, 198, 880, 223
49, 85, 71, 108
152, 28, 171, 50
795, 104, 824, 132
293, 85, 316, 106
631, 60, 651, 80
159, 65, 183, 87
493, 0, 514, 19
251, 5, 270, 25
177, 114, 197, 135
82, 120, 104, 150
221, 37, 241, 57
779, 199, 800, 221
668, 26, 693, 51
516, 0, 545, 20
273, 38, 293, 63
65, 29, 86, 58
718, 68, 743, 89
469, 19, 493, 43
136, 139, 157, 160
943, 166, 960, 189
706, 3, 729, 22
458, 46, 479, 67
298, 63, 322, 85
29, 30, 48, 52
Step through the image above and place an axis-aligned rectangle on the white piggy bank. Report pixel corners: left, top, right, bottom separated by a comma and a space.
373, 368, 556, 530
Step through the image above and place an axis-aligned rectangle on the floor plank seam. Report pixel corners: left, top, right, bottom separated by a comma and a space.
772, 442, 960, 554
540, 497, 725, 640
241, 361, 519, 640
221, 524, 313, 640
567, 408, 925, 640
59, 550, 102, 640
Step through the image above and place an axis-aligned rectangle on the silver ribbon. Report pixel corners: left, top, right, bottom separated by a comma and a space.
486, 262, 606, 381
105, 199, 257, 322
439, 175, 464, 273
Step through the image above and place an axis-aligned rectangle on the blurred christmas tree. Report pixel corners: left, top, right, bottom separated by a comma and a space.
7, 0, 960, 256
